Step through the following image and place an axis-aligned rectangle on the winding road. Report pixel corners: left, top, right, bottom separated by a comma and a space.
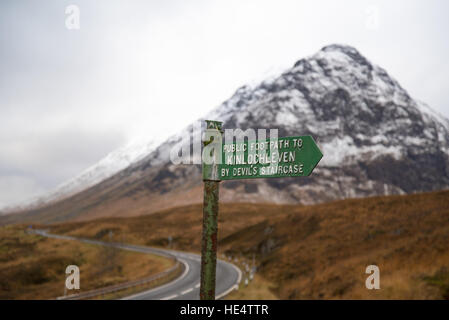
33, 230, 242, 300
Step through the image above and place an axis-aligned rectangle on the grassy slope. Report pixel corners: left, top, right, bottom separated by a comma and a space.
50, 190, 449, 299
0, 225, 174, 299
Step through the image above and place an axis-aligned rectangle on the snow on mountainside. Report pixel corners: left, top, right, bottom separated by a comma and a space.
133, 43, 449, 204
3, 44, 449, 223
210, 45, 449, 165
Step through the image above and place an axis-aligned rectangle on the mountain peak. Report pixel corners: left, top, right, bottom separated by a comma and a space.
292, 44, 372, 73
321, 43, 369, 63
321, 43, 361, 55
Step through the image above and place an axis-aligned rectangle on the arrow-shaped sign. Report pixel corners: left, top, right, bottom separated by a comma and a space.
219, 136, 323, 180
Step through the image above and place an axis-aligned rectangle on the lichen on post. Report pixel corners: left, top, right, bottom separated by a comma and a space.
200, 120, 222, 300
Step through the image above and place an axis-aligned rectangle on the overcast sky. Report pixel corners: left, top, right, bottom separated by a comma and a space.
0, 0, 448, 208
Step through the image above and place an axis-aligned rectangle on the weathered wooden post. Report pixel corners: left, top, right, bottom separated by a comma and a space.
200, 120, 223, 300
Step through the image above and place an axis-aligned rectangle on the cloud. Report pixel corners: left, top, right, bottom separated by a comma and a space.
0, 0, 448, 207
0, 124, 126, 187
0, 175, 46, 209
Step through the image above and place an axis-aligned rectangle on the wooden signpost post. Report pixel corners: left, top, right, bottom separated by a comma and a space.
199, 120, 323, 300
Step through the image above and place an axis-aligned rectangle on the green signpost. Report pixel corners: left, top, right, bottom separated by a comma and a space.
220, 136, 322, 180
199, 120, 323, 300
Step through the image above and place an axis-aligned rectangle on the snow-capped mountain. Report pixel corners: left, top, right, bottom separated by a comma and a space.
128, 43, 449, 204
3, 44, 449, 223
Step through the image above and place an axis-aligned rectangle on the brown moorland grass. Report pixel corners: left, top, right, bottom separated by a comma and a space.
50, 190, 449, 299
0, 225, 174, 299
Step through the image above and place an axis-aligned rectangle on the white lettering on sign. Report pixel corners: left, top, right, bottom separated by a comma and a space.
225, 151, 295, 165
219, 135, 322, 180
260, 164, 303, 175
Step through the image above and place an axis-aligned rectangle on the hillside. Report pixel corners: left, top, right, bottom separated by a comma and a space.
0, 225, 175, 299
50, 190, 449, 299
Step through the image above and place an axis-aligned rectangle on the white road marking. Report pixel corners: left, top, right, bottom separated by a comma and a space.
215, 260, 242, 300
181, 287, 194, 295
121, 259, 190, 300
195, 283, 200, 288
216, 284, 239, 300
161, 294, 178, 300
